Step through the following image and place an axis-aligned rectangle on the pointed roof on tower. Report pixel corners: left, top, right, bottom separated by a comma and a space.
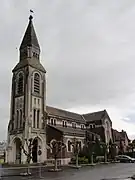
20, 15, 40, 50
12, 15, 46, 73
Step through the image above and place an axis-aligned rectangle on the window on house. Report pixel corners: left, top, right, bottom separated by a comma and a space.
72, 122, 76, 128
51, 118, 54, 125
93, 124, 96, 128
78, 141, 81, 150
48, 119, 50, 124
62, 121, 65, 127
54, 119, 56, 126
33, 52, 36, 57
34, 73, 40, 94
34, 98, 36, 104
65, 121, 67, 127
17, 73, 23, 94
68, 141, 71, 152
38, 99, 40, 105
16, 110, 19, 128
89, 124, 93, 129
62, 121, 67, 127
33, 109, 36, 128
20, 109, 22, 128
81, 124, 85, 129
37, 110, 40, 128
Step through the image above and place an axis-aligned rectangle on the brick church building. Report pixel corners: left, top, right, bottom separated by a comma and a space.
6, 16, 114, 165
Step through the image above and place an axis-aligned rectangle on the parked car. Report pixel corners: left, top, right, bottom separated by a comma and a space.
115, 155, 135, 163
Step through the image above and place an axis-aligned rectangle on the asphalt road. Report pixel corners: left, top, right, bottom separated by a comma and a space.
1, 163, 135, 180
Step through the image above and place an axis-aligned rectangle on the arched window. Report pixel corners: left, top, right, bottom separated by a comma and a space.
20, 109, 22, 128
68, 141, 71, 152
34, 73, 40, 94
33, 109, 36, 128
62, 121, 64, 127
37, 110, 40, 128
51, 118, 54, 125
53, 119, 56, 126
78, 141, 81, 150
16, 110, 19, 128
17, 73, 23, 94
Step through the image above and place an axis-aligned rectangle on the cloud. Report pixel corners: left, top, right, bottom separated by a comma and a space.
0, 0, 135, 140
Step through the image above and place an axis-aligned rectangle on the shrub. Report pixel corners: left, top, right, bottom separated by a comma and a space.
96, 156, 104, 163
78, 157, 89, 164
70, 156, 89, 164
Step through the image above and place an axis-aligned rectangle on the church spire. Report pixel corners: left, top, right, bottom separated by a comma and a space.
13, 15, 46, 73
20, 15, 40, 49
20, 15, 40, 50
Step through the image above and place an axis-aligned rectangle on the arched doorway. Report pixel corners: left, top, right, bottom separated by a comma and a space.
14, 138, 22, 164
32, 138, 38, 163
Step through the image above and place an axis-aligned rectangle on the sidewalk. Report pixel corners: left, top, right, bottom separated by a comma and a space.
0, 161, 120, 177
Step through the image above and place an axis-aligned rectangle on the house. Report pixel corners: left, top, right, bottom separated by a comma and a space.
112, 129, 129, 153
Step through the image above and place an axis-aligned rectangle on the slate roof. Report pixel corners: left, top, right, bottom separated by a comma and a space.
48, 125, 85, 137
83, 110, 106, 121
20, 15, 40, 50
12, 15, 46, 73
46, 106, 85, 123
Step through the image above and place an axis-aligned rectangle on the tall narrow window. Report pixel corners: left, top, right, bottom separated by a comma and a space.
48, 119, 50, 124
72, 122, 76, 128
33, 109, 36, 128
78, 141, 81, 150
17, 73, 23, 94
51, 118, 53, 125
65, 121, 67, 127
34, 98, 36, 104
34, 73, 40, 94
20, 109, 22, 128
68, 141, 71, 152
54, 119, 56, 126
16, 110, 19, 128
37, 110, 40, 128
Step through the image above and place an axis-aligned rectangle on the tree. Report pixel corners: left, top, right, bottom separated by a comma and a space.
48, 140, 66, 171
83, 132, 102, 164
108, 140, 118, 160
21, 138, 33, 175
100, 142, 109, 162
128, 140, 135, 157
119, 139, 124, 155
70, 137, 81, 167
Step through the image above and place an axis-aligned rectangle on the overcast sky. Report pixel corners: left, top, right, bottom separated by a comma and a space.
0, 0, 135, 140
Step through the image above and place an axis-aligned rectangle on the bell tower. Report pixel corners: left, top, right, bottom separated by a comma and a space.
6, 15, 47, 164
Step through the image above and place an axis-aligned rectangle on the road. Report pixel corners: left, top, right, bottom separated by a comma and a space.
1, 163, 135, 180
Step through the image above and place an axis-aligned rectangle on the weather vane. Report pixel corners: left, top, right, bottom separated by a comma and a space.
30, 9, 34, 15
29, 9, 34, 20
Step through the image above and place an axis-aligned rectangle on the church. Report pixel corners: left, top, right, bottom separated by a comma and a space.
6, 16, 114, 165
